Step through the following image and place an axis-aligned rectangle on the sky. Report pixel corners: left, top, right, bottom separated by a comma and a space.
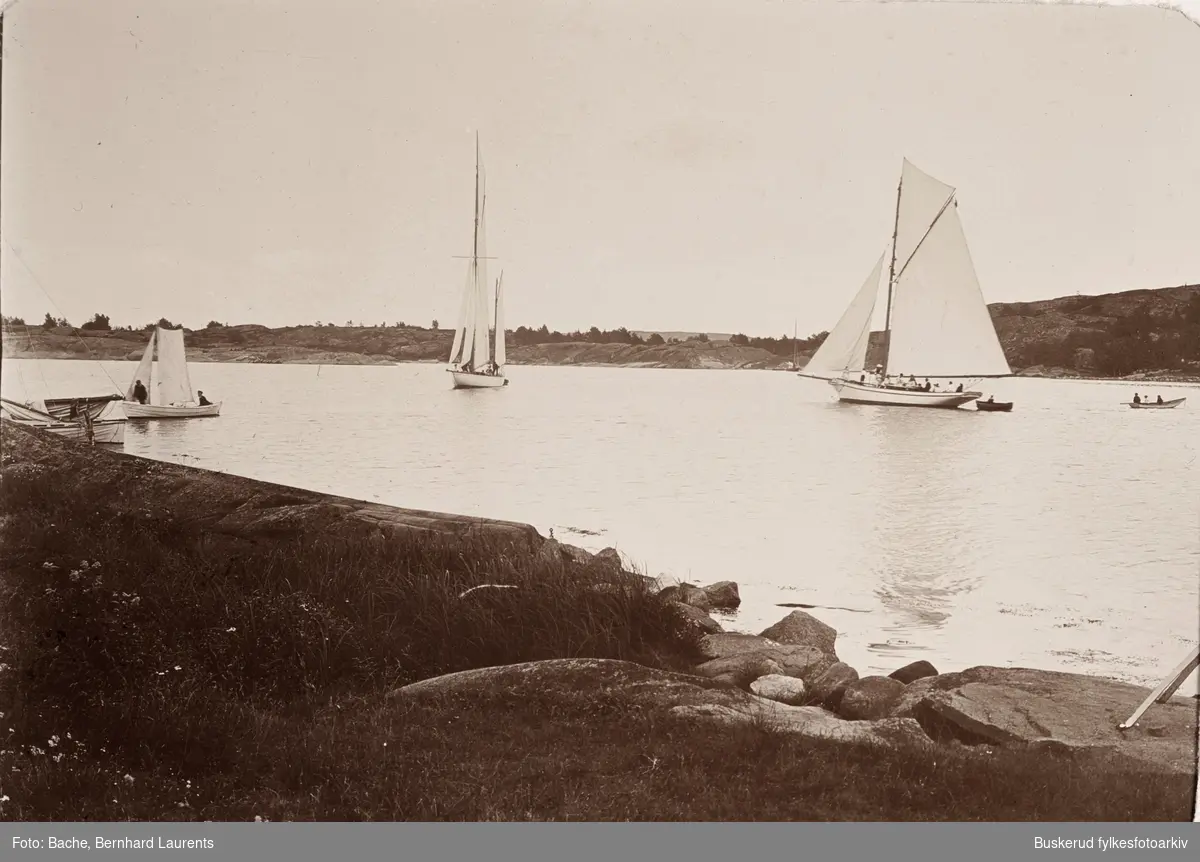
1, 0, 1198, 336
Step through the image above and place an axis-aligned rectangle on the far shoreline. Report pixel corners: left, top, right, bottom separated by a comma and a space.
5, 349, 1200, 386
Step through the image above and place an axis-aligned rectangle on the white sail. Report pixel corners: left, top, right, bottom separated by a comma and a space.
448, 263, 473, 366
470, 148, 491, 369
154, 328, 195, 405
893, 159, 956, 275
885, 202, 1011, 378
493, 272, 506, 368
800, 252, 886, 379
126, 330, 156, 400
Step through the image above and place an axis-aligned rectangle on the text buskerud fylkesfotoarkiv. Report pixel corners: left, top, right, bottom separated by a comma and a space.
1035, 836, 1189, 851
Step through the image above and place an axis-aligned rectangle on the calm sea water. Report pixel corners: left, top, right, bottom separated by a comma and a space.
4, 358, 1198, 692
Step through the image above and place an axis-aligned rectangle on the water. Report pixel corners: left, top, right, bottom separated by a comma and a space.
4, 358, 1198, 692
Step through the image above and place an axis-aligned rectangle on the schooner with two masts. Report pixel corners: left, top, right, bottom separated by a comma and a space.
799, 159, 1011, 408
446, 135, 509, 390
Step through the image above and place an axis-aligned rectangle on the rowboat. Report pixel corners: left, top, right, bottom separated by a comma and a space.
1, 398, 126, 445
975, 399, 1013, 412
1127, 397, 1185, 409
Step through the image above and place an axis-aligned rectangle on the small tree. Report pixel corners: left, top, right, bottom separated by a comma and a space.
42, 312, 56, 329
431, 319, 439, 330
205, 320, 224, 329
647, 333, 665, 345
81, 313, 112, 331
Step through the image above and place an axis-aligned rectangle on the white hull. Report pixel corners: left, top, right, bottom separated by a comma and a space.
830, 379, 981, 408
449, 370, 508, 389
122, 401, 222, 419
3, 417, 126, 445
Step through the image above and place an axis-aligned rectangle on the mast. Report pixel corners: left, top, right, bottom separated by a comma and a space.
792, 319, 797, 369
493, 271, 502, 362
881, 167, 903, 378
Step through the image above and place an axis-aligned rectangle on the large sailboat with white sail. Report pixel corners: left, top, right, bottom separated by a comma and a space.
799, 159, 1011, 408
446, 135, 509, 390
122, 326, 221, 418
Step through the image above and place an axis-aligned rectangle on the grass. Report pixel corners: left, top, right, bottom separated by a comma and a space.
0, 433, 1193, 821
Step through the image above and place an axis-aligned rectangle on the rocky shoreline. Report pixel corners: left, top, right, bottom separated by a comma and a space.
451, 568, 1198, 776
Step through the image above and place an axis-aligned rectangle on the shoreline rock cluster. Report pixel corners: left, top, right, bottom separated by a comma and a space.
465, 541, 1198, 776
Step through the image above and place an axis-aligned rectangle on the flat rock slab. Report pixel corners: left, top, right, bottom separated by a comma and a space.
891, 665, 1199, 776
671, 701, 930, 749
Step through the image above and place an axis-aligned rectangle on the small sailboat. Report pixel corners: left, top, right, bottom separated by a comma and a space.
122, 327, 222, 418
1, 397, 126, 445
799, 160, 1011, 408
446, 135, 509, 390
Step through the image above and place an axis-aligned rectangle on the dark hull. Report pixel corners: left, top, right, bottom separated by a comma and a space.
975, 401, 1013, 412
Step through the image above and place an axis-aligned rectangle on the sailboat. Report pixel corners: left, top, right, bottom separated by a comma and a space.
446, 136, 509, 390
1, 397, 127, 445
122, 327, 222, 418
798, 159, 1011, 408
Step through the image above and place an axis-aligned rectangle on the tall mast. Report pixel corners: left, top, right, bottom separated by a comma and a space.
792, 319, 797, 369
881, 165, 903, 378
492, 271, 502, 361
472, 133, 481, 269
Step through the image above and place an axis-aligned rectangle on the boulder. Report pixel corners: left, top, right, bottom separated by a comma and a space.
889, 660, 939, 685
658, 583, 713, 611
694, 654, 785, 689
702, 581, 741, 609
695, 644, 833, 688
699, 633, 779, 660
593, 547, 624, 571
759, 610, 838, 657
670, 700, 931, 750
670, 602, 723, 634
839, 675, 906, 721
750, 674, 808, 706
807, 661, 860, 709
888, 665, 1200, 775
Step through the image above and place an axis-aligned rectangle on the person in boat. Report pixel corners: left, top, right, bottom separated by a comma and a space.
132, 379, 148, 404
955, 383, 964, 393
197, 391, 212, 406
923, 379, 932, 392
859, 373, 865, 383
69, 400, 80, 418
1133, 393, 1141, 404
986, 395, 994, 403
1156, 395, 1163, 404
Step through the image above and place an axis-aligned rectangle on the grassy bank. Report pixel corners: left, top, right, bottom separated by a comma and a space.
0, 432, 1192, 821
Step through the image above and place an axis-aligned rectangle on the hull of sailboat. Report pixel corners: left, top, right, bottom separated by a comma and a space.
449, 370, 508, 389
43, 395, 123, 421
122, 401, 222, 419
3, 417, 126, 445
1127, 398, 1185, 410
830, 379, 980, 408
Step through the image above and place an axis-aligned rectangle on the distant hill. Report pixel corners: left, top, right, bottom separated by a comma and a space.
3, 282, 1198, 378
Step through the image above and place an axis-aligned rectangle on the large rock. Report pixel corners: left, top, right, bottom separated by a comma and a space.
671, 701, 931, 749
699, 633, 779, 660
750, 674, 808, 706
702, 581, 741, 610
839, 675, 906, 721
889, 665, 1200, 775
808, 661, 860, 709
695, 644, 833, 689
759, 610, 838, 657
670, 602, 723, 634
593, 547, 624, 571
889, 660, 939, 685
658, 583, 713, 611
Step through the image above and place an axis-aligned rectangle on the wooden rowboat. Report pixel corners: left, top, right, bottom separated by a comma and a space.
975, 399, 1013, 412
1127, 397, 1186, 409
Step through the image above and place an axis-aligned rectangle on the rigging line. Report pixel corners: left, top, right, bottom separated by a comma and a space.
3, 238, 125, 395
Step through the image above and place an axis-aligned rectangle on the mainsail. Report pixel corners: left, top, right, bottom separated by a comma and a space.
800, 253, 885, 380
886, 201, 1011, 378
155, 328, 195, 405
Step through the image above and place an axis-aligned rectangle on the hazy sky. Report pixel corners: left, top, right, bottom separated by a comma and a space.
2, 0, 1197, 335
